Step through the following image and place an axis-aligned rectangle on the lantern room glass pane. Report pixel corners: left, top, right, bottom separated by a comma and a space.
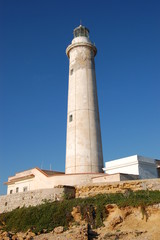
74, 25, 89, 38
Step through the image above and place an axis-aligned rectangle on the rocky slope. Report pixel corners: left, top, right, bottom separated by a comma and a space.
1, 203, 160, 240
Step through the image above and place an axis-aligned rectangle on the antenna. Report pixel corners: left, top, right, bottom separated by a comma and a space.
41, 161, 43, 169
50, 164, 52, 171
80, 19, 82, 25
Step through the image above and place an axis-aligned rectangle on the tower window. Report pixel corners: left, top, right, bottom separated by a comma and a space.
16, 187, 19, 193
69, 115, 73, 122
10, 190, 13, 194
70, 69, 73, 75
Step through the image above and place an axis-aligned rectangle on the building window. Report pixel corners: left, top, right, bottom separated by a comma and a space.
157, 168, 160, 178
16, 187, 19, 193
5, 202, 7, 206
69, 114, 73, 122
23, 187, 28, 192
10, 190, 13, 194
70, 69, 73, 75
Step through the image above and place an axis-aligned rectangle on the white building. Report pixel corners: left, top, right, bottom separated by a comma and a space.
5, 167, 106, 195
5, 168, 64, 195
5, 155, 160, 195
103, 155, 160, 179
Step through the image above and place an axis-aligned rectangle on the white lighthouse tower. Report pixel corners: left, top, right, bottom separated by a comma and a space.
65, 25, 103, 174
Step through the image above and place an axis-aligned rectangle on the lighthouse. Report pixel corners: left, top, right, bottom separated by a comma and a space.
65, 25, 103, 174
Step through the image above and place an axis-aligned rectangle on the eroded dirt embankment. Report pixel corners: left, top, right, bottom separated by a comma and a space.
35, 203, 160, 240
1, 203, 160, 239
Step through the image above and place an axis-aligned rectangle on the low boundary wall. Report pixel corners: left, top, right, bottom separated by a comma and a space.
1, 179, 160, 213
75, 178, 160, 198
0, 186, 75, 213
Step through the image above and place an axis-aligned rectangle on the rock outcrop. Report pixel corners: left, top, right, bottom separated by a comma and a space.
1, 204, 160, 239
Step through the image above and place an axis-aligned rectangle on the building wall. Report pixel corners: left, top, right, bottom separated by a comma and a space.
0, 186, 75, 214
120, 173, 139, 181
104, 155, 139, 175
138, 156, 158, 179
7, 171, 104, 195
104, 155, 158, 179
7, 169, 55, 194
41, 173, 104, 186
7, 178, 34, 195
92, 173, 121, 183
92, 173, 139, 184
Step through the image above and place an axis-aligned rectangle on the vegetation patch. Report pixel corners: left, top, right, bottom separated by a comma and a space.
0, 190, 160, 233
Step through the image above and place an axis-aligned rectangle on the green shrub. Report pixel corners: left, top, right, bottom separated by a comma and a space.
0, 190, 160, 233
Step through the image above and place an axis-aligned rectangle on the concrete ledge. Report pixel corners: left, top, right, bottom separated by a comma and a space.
92, 173, 139, 183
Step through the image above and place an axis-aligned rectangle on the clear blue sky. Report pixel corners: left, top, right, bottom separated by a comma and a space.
0, 0, 160, 194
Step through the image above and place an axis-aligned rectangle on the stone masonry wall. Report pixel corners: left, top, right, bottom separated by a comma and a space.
75, 178, 160, 198
1, 179, 160, 213
0, 186, 75, 213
